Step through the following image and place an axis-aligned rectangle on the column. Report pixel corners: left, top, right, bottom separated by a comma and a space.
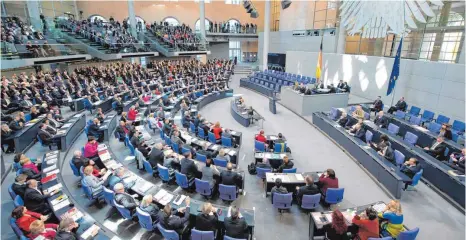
74, 0, 79, 20
26, 0, 42, 32
199, 0, 206, 44
127, 0, 138, 39
336, 26, 346, 54
262, 0, 271, 71
430, 2, 451, 61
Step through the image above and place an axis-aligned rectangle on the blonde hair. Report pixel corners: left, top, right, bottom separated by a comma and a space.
219, 149, 225, 156
388, 200, 402, 215
214, 122, 220, 128
201, 202, 212, 215
141, 195, 153, 207
19, 155, 31, 165
29, 220, 45, 235
83, 166, 94, 175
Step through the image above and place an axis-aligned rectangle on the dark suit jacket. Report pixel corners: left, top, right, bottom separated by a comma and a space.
22, 168, 41, 181
148, 148, 164, 168
224, 217, 249, 239
374, 116, 389, 128
373, 99, 383, 111
9, 121, 23, 131
115, 192, 137, 210
221, 170, 241, 186
277, 161, 294, 173
38, 129, 54, 143
24, 188, 51, 213
297, 184, 320, 201
71, 156, 91, 171
12, 183, 27, 199
350, 128, 366, 141
427, 141, 447, 159
395, 100, 407, 111
195, 213, 218, 231
180, 158, 198, 180
88, 123, 101, 137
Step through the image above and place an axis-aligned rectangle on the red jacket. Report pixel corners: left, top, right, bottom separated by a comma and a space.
255, 134, 266, 143
17, 210, 41, 232
84, 142, 98, 158
212, 127, 222, 139
128, 109, 138, 121
352, 216, 379, 240
318, 175, 339, 194
22, 162, 39, 174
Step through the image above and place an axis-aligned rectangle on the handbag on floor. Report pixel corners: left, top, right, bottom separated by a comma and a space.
248, 162, 257, 175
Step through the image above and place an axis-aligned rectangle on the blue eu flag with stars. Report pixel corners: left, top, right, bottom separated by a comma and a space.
386, 38, 403, 96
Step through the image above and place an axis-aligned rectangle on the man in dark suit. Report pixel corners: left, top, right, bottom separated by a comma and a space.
277, 156, 294, 173
296, 176, 320, 205
115, 121, 128, 142
114, 183, 138, 215
388, 97, 407, 114
220, 162, 242, 188
38, 123, 61, 149
88, 118, 103, 142
374, 111, 389, 128
12, 174, 28, 199
24, 179, 57, 215
46, 113, 62, 128
180, 152, 200, 180
370, 96, 383, 115
348, 122, 366, 141
9, 114, 24, 132
20, 95, 34, 110
400, 158, 422, 188
148, 143, 165, 168
423, 136, 447, 160
224, 206, 249, 239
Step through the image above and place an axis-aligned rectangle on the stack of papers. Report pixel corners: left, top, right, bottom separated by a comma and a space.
173, 195, 187, 206
154, 189, 174, 204
81, 224, 100, 240
269, 136, 278, 140
62, 123, 73, 128
295, 174, 304, 181
43, 164, 57, 173
47, 183, 63, 193
372, 203, 386, 212
51, 194, 69, 206
46, 151, 59, 157
98, 144, 107, 151
56, 130, 67, 135
52, 199, 70, 211
100, 152, 111, 161
60, 207, 83, 221
46, 169, 60, 177
228, 150, 236, 156
134, 180, 152, 194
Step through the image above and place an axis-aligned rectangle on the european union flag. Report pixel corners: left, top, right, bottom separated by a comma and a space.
386, 38, 403, 96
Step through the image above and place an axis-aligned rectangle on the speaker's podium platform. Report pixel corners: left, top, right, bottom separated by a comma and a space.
280, 87, 349, 116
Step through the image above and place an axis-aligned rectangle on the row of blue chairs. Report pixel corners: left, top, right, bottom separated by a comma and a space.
254, 73, 295, 86
261, 70, 317, 84
187, 122, 233, 147
254, 140, 288, 153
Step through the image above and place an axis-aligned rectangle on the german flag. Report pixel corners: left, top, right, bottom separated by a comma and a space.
315, 38, 323, 82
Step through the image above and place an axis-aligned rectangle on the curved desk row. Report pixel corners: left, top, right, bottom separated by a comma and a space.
361, 119, 465, 208
8, 116, 46, 153
191, 89, 234, 111
383, 112, 463, 152
240, 78, 275, 97
313, 112, 410, 199
98, 142, 255, 239
230, 100, 251, 127
41, 151, 112, 240
57, 111, 87, 151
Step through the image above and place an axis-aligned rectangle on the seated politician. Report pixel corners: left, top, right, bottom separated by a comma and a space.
295, 176, 320, 205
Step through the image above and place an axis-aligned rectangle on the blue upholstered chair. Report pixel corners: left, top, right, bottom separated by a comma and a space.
191, 229, 215, 240
195, 178, 214, 198
158, 164, 174, 183
103, 187, 116, 207
221, 137, 233, 147
272, 192, 293, 211
254, 140, 266, 152
114, 199, 132, 220
428, 122, 441, 134
283, 168, 297, 173
394, 150, 405, 167
196, 153, 207, 163
136, 207, 157, 231
219, 184, 237, 201
397, 227, 420, 240
388, 123, 400, 135
213, 158, 228, 167
395, 110, 406, 120
324, 188, 344, 205
14, 195, 24, 207
404, 132, 418, 146
406, 106, 421, 120
436, 115, 450, 125
256, 167, 271, 179
301, 193, 321, 210
409, 116, 422, 126
365, 130, 373, 143
420, 110, 435, 123
8, 185, 17, 200
175, 171, 194, 190
156, 223, 179, 240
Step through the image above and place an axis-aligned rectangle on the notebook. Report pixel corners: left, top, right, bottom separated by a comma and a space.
52, 199, 70, 211
51, 194, 69, 206
46, 169, 60, 177
80, 224, 100, 240
43, 164, 57, 173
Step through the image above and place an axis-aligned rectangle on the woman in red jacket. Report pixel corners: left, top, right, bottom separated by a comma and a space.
352, 207, 379, 240
127, 106, 138, 121
12, 206, 58, 233
318, 168, 339, 195
29, 220, 57, 239
212, 122, 223, 140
